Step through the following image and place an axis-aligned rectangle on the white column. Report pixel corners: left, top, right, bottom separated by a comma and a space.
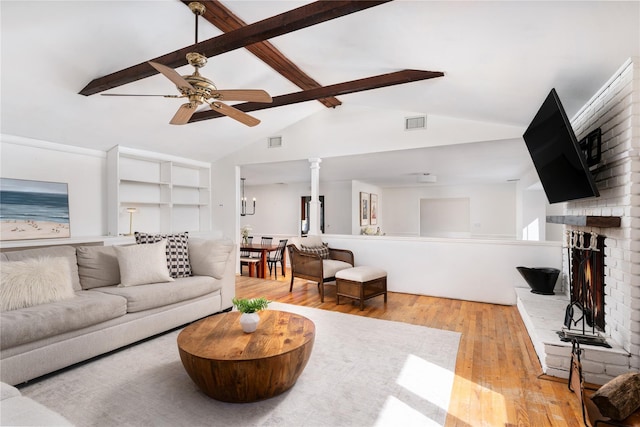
308, 158, 322, 235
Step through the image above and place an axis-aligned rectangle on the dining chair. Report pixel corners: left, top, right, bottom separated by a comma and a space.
240, 236, 259, 276
251, 236, 273, 259
267, 239, 288, 279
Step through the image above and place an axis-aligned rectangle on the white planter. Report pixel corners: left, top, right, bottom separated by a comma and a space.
239, 312, 260, 333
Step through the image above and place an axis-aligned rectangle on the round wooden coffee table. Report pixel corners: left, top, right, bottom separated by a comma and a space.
177, 310, 315, 403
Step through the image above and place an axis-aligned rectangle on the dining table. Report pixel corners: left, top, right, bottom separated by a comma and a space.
240, 242, 282, 278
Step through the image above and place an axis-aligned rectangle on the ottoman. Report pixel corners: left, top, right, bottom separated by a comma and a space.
335, 266, 387, 310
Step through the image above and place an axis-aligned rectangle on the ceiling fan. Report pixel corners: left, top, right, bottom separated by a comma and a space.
102, 2, 272, 127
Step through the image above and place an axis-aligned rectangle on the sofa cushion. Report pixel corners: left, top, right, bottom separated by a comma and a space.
114, 240, 174, 287
3, 246, 81, 291
135, 232, 191, 278
0, 382, 73, 426
91, 275, 219, 313
1, 382, 21, 400
189, 238, 234, 280
0, 291, 127, 349
0, 257, 75, 311
322, 259, 353, 279
76, 245, 121, 289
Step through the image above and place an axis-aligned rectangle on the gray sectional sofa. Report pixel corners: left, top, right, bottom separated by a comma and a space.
1, 381, 73, 426
0, 237, 236, 386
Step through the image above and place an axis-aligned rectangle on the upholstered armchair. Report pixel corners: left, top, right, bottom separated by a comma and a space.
287, 236, 354, 302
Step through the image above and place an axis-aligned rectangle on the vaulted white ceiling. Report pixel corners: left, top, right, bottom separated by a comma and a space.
1, 1, 638, 185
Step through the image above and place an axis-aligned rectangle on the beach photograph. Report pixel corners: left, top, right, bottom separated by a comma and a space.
0, 178, 70, 241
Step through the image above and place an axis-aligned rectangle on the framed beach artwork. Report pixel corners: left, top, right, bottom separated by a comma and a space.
0, 178, 70, 241
370, 193, 378, 225
359, 192, 369, 226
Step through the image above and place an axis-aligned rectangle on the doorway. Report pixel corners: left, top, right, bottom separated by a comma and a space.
301, 196, 325, 235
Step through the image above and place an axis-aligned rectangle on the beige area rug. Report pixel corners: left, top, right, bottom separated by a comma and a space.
19, 302, 461, 427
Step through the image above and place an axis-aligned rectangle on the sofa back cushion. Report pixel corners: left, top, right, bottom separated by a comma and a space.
2, 246, 81, 291
76, 246, 121, 289
189, 238, 233, 279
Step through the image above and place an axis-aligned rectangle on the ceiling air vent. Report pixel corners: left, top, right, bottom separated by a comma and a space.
268, 136, 283, 148
405, 115, 426, 131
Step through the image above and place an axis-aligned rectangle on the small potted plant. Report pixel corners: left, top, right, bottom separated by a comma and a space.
232, 297, 270, 333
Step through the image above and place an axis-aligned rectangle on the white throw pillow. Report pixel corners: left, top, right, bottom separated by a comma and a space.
114, 240, 174, 287
0, 256, 75, 311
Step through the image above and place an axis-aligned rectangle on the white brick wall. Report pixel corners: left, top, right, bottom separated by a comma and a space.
563, 58, 640, 373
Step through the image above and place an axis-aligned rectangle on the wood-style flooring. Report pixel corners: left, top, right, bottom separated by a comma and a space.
236, 268, 584, 426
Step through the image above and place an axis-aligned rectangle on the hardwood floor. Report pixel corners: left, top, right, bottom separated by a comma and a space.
236, 269, 584, 426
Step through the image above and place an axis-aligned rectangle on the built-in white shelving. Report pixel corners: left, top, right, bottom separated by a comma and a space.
107, 145, 211, 236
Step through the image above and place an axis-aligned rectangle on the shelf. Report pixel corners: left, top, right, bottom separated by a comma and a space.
120, 179, 170, 185
120, 201, 171, 206
0, 236, 105, 250
172, 183, 209, 189
108, 145, 211, 236
546, 215, 621, 228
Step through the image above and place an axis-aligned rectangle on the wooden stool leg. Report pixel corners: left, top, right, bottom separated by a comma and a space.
384, 277, 388, 302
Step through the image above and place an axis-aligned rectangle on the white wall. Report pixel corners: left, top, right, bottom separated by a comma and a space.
381, 183, 517, 238
323, 234, 562, 305
212, 106, 525, 240
351, 180, 383, 235
1, 136, 106, 237
238, 180, 353, 238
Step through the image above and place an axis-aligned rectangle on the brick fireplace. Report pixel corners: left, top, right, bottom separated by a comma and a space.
518, 58, 640, 384
566, 230, 606, 336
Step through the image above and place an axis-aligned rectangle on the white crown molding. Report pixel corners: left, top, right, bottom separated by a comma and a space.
0, 134, 106, 158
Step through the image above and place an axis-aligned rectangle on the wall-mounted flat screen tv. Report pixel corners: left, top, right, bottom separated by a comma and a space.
522, 88, 599, 204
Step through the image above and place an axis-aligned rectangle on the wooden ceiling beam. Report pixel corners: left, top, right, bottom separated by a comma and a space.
189, 69, 444, 122
79, 0, 391, 96
182, 0, 341, 109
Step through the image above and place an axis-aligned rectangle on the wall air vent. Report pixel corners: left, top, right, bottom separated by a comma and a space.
268, 136, 283, 148
405, 115, 426, 131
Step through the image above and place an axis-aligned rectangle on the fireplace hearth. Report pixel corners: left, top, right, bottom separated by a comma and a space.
558, 230, 610, 347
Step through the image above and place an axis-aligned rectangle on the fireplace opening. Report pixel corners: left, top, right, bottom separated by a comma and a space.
558, 231, 610, 347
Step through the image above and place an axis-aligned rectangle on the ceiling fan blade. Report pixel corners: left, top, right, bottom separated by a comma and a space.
214, 90, 272, 103
170, 103, 197, 125
210, 102, 260, 127
148, 61, 195, 93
